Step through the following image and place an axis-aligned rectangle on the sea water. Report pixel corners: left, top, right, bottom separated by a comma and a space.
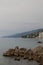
0, 38, 43, 65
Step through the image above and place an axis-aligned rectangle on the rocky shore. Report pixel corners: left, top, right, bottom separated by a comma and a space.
3, 46, 43, 65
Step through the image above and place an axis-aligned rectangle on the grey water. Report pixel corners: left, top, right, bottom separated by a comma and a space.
0, 38, 43, 65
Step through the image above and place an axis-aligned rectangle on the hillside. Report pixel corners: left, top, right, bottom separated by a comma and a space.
3, 28, 43, 38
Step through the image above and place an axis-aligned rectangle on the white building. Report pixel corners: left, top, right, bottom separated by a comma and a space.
39, 32, 43, 38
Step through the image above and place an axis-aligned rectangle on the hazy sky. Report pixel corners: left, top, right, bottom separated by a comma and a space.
0, 0, 43, 36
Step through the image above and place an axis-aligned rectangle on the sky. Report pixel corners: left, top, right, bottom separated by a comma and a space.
0, 0, 43, 36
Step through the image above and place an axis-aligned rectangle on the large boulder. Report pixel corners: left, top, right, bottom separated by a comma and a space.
14, 46, 19, 57
3, 46, 43, 64
24, 49, 33, 60
32, 46, 43, 65
3, 48, 15, 57
19, 48, 27, 57
32, 46, 43, 53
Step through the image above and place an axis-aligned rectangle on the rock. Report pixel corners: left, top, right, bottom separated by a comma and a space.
32, 46, 43, 53
24, 49, 33, 60
14, 51, 19, 57
3, 48, 15, 57
3, 53, 10, 57
14, 46, 19, 57
37, 41, 42, 44
3, 46, 43, 64
23, 50, 29, 59
39, 63, 42, 65
33, 53, 41, 62
39, 53, 43, 65
28, 56, 33, 60
14, 57, 20, 61
19, 48, 27, 57
15, 46, 19, 50
32, 46, 43, 64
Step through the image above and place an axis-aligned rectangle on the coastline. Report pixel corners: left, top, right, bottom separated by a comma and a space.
3, 46, 43, 65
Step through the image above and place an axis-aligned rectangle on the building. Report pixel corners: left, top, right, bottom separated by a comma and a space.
39, 32, 43, 38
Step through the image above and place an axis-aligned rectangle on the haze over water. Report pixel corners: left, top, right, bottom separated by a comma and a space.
0, 0, 43, 65
0, 0, 43, 36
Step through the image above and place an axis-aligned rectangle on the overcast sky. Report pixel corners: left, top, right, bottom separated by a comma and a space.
0, 0, 43, 36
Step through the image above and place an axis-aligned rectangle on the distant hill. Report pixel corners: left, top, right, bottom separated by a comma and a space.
3, 28, 43, 38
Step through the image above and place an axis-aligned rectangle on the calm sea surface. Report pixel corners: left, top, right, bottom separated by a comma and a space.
0, 38, 43, 65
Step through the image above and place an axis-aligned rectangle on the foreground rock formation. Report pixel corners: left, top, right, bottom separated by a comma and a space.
32, 46, 43, 65
3, 46, 43, 65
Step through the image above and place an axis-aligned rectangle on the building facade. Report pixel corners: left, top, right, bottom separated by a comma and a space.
39, 32, 43, 38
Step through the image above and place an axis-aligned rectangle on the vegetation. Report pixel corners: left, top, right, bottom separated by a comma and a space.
21, 31, 43, 38
3, 28, 43, 38
21, 32, 39, 38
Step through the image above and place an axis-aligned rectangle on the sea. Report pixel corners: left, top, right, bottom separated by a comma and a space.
0, 38, 43, 65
